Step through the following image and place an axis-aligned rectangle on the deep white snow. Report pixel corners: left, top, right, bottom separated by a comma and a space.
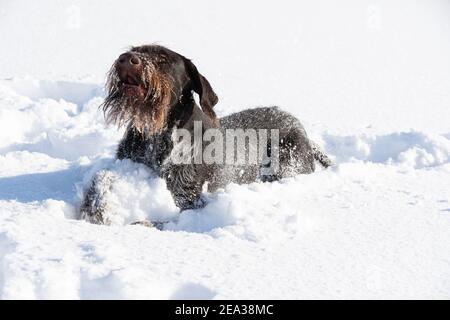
0, 0, 450, 299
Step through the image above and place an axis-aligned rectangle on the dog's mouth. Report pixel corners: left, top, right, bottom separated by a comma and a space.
119, 75, 146, 98
121, 74, 139, 87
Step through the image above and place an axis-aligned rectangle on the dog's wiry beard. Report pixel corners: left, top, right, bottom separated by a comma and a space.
102, 57, 172, 134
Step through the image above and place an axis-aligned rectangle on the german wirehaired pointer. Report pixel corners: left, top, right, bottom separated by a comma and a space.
80, 45, 331, 225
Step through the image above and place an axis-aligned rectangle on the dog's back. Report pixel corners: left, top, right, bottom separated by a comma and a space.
216, 106, 330, 187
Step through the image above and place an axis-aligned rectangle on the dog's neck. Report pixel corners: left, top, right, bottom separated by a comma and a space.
165, 91, 195, 129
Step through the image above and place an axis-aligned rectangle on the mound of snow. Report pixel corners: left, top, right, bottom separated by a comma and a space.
324, 131, 450, 168
76, 160, 179, 225
0, 80, 122, 159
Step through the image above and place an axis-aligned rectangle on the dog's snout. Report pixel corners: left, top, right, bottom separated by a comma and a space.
116, 52, 142, 85
117, 52, 141, 67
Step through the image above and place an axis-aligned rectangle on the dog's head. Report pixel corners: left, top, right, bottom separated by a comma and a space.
103, 45, 218, 133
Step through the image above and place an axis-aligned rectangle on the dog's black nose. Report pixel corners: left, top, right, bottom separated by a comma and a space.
118, 52, 141, 66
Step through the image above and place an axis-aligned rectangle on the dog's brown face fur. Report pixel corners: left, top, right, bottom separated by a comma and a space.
102, 45, 218, 134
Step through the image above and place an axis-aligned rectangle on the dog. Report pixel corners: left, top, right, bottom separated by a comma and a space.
80, 45, 331, 225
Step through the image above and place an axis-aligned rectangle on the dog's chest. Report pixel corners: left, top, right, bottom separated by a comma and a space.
140, 132, 173, 172
117, 127, 174, 173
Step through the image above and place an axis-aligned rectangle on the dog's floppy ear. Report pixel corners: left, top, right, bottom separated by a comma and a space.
183, 58, 219, 125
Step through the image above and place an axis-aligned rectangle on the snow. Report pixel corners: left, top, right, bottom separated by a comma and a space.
1, 0, 450, 299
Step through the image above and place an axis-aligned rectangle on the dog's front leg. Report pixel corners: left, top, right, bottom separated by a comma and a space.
80, 169, 168, 229
79, 170, 117, 225
163, 164, 205, 211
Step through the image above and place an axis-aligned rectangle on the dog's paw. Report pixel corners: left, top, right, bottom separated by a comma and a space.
131, 220, 167, 230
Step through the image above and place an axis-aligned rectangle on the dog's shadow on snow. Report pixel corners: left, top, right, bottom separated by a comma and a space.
0, 166, 84, 202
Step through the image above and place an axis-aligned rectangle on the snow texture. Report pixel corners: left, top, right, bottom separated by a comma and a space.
0, 0, 449, 299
